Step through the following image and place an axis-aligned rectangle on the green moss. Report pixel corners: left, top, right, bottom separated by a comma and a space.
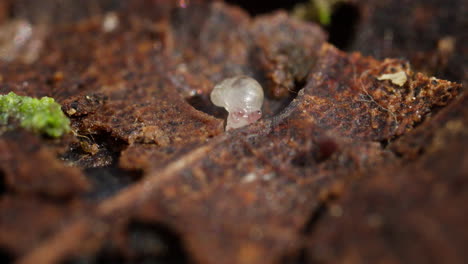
0, 92, 70, 137
292, 0, 343, 25
316, 0, 332, 25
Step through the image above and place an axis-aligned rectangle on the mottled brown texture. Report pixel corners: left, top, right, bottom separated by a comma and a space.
251, 11, 326, 98
129, 123, 387, 264
0, 131, 90, 198
0, 196, 86, 255
304, 44, 461, 141
349, 0, 468, 87
305, 94, 468, 264
0, 1, 465, 264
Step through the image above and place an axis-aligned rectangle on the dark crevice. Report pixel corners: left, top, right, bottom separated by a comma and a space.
292, 137, 339, 167
60, 130, 142, 201
61, 128, 128, 168
281, 248, 308, 264
281, 78, 307, 113
280, 203, 328, 264
126, 221, 189, 264
63, 221, 190, 264
186, 95, 228, 120
0, 170, 7, 196
379, 139, 390, 149
263, 93, 300, 119
95, 221, 190, 264
291, 152, 310, 167
301, 202, 328, 234
327, 3, 361, 50
83, 167, 142, 201
283, 192, 342, 264
87, 130, 128, 154
225, 0, 308, 16
0, 247, 14, 264
79, 136, 141, 201
231, 1, 361, 50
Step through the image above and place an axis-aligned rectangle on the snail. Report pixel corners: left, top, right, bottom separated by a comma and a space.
210, 76, 264, 131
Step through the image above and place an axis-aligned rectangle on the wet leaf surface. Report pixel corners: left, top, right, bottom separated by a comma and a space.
0, 1, 466, 264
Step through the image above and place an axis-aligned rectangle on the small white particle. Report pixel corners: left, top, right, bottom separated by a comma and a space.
66, 108, 77, 116
438, 36, 456, 54
176, 63, 188, 73
377, 71, 407, 86
189, 90, 197, 97
242, 173, 257, 183
102, 12, 119, 33
262, 173, 275, 181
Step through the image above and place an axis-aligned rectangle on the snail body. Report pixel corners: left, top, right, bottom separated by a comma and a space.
210, 76, 264, 130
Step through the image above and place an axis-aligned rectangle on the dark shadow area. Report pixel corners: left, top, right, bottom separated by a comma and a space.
126, 221, 189, 264
96, 221, 190, 264
59, 130, 142, 201
0, 171, 6, 196
63, 222, 190, 264
327, 3, 361, 50
227, 0, 361, 51
264, 77, 306, 118
225, 0, 307, 15
291, 151, 310, 168
292, 137, 338, 167
60, 129, 128, 169
186, 95, 228, 120
263, 94, 299, 118
83, 167, 142, 201
301, 202, 328, 234
0, 248, 14, 264
280, 248, 308, 264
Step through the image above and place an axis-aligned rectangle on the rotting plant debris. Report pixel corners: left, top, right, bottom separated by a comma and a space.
0, 1, 465, 264
0, 92, 70, 137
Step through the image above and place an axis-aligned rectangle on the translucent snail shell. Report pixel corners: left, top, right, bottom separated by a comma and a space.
210, 76, 264, 131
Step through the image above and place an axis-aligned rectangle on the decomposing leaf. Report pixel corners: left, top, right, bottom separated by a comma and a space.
0, 1, 465, 264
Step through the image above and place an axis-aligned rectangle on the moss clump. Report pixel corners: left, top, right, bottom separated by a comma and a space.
0, 92, 70, 137
293, 0, 343, 25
